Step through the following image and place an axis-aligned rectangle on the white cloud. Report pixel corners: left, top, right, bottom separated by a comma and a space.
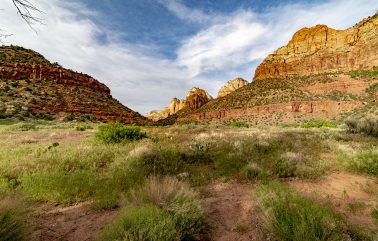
1, 0, 377, 115
175, 0, 378, 79
158, 0, 222, 24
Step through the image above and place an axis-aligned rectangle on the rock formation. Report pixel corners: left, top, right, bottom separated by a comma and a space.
146, 87, 212, 121
0, 46, 146, 124
254, 11, 378, 80
217, 77, 249, 98
176, 12, 378, 125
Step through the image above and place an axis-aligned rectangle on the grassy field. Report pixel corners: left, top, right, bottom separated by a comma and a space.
0, 119, 377, 240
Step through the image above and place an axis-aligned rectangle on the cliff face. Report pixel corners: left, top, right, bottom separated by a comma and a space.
146, 87, 212, 121
176, 12, 378, 125
217, 77, 249, 98
0, 46, 146, 124
254, 11, 378, 80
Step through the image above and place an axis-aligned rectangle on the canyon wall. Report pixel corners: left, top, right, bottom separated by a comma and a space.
254, 11, 378, 80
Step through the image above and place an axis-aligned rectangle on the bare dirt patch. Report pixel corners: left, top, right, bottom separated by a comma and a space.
201, 181, 263, 241
28, 202, 118, 241
289, 171, 378, 231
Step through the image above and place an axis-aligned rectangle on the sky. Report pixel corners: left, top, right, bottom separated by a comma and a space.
0, 0, 377, 114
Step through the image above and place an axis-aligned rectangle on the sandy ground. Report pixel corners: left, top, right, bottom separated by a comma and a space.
201, 181, 264, 241
289, 171, 378, 232
28, 202, 118, 241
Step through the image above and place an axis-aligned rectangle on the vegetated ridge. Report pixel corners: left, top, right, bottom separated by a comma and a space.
0, 45, 146, 124
176, 11, 378, 125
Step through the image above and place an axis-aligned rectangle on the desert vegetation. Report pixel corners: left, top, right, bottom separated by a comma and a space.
0, 120, 376, 240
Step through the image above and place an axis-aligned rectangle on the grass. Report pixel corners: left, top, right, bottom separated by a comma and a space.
95, 123, 147, 143
350, 66, 378, 78
372, 208, 378, 225
345, 116, 378, 137
348, 150, 378, 178
255, 182, 372, 241
100, 177, 205, 241
300, 119, 338, 128
0, 122, 377, 239
0, 197, 26, 241
230, 121, 249, 128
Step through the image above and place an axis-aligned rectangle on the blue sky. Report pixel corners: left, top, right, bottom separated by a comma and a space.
1, 0, 378, 114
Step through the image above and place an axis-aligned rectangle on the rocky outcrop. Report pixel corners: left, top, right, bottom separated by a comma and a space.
184, 87, 213, 109
0, 46, 146, 124
254, 11, 378, 80
180, 100, 365, 125
146, 108, 170, 122
146, 87, 213, 121
0, 62, 110, 93
217, 77, 249, 98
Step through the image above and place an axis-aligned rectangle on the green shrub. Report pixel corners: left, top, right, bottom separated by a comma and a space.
243, 163, 268, 182
300, 120, 338, 128
21, 170, 98, 205
132, 145, 185, 176
101, 177, 205, 241
350, 66, 378, 78
348, 150, 378, 178
0, 201, 25, 241
214, 153, 247, 178
372, 208, 378, 225
230, 121, 249, 128
255, 182, 372, 241
75, 124, 92, 131
96, 123, 146, 143
346, 116, 378, 137
100, 205, 178, 241
64, 113, 74, 121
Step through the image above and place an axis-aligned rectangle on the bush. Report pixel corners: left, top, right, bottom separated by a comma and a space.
345, 116, 378, 137
255, 182, 372, 241
96, 123, 146, 143
350, 66, 378, 78
100, 205, 178, 241
230, 121, 249, 128
21, 170, 98, 205
64, 113, 74, 121
132, 145, 185, 176
75, 124, 92, 131
300, 120, 338, 128
0, 200, 26, 241
372, 208, 378, 225
101, 177, 205, 241
348, 150, 378, 178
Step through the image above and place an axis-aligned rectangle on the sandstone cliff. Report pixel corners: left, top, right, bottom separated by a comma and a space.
217, 77, 249, 98
146, 87, 212, 121
176, 12, 378, 125
0, 46, 146, 124
254, 11, 378, 80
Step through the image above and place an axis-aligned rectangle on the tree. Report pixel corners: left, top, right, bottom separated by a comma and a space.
1, 0, 42, 42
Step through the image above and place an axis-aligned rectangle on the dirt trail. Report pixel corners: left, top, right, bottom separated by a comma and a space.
201, 182, 262, 241
28, 202, 118, 241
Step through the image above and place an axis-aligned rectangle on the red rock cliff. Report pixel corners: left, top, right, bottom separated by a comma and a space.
254, 11, 378, 80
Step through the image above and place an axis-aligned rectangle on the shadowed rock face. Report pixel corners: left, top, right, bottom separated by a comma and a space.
217, 77, 249, 98
254, 11, 378, 80
0, 46, 146, 124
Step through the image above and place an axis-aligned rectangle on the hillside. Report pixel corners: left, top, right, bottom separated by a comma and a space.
0, 45, 146, 124
177, 12, 378, 125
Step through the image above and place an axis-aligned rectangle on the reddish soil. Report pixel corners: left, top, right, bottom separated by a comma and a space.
289, 171, 378, 231
201, 182, 263, 241
28, 202, 118, 241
